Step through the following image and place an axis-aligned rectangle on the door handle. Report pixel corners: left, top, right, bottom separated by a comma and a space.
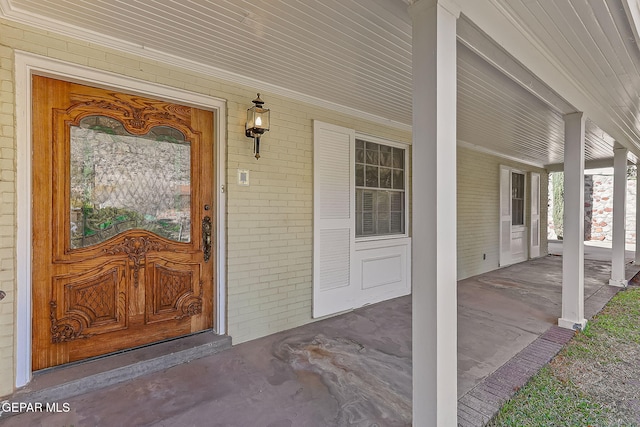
202, 216, 212, 262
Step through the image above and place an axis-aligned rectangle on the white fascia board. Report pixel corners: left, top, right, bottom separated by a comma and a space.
457, 140, 545, 169
545, 158, 635, 172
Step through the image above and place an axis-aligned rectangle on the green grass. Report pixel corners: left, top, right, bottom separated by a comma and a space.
593, 290, 640, 344
487, 367, 617, 427
488, 288, 640, 427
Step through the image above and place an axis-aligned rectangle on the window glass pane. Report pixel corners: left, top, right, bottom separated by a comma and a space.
391, 192, 403, 212
379, 167, 392, 188
377, 219, 390, 234
362, 190, 374, 212
393, 169, 404, 190
380, 145, 392, 167
518, 178, 524, 198
511, 172, 525, 226
70, 116, 190, 249
512, 172, 524, 198
366, 144, 379, 165
355, 164, 364, 187
512, 200, 524, 226
355, 189, 406, 237
361, 190, 375, 236
377, 191, 390, 219
356, 139, 364, 150
355, 147, 364, 163
392, 147, 404, 168
362, 212, 375, 235
391, 212, 403, 233
365, 165, 379, 187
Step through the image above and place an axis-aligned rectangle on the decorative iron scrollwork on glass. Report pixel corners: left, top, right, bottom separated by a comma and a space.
70, 115, 191, 249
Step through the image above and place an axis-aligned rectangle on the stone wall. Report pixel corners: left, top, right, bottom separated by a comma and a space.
548, 173, 637, 244
585, 174, 636, 244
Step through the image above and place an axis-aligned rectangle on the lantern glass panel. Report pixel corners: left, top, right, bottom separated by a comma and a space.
246, 107, 257, 130
254, 108, 270, 131
246, 107, 270, 133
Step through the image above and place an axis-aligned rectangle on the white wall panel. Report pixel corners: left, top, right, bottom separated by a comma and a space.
354, 238, 411, 306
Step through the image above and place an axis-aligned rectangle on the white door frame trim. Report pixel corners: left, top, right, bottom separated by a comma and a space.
499, 165, 529, 266
14, 51, 228, 387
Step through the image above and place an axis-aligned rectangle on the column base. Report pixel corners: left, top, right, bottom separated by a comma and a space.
609, 278, 628, 288
558, 317, 587, 331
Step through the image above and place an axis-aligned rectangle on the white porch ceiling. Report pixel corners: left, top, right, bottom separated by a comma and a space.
1, 0, 638, 167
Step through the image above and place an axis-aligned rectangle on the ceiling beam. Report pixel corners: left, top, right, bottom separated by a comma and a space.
457, 139, 545, 169
545, 158, 637, 172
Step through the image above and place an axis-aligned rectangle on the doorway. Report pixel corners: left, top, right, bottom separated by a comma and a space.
500, 166, 529, 266
31, 76, 216, 370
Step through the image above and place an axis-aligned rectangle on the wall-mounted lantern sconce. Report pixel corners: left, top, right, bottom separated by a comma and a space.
245, 93, 270, 159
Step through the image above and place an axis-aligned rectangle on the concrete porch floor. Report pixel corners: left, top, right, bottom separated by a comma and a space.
2, 245, 638, 426
458, 239, 638, 397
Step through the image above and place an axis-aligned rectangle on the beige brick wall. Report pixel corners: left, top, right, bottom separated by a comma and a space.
225, 101, 410, 343
0, 35, 16, 398
0, 18, 411, 395
457, 146, 549, 280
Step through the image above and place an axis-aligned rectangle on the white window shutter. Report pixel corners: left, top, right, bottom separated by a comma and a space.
530, 172, 541, 258
313, 121, 356, 318
499, 166, 512, 266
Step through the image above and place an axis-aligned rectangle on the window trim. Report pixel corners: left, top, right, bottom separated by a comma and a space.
354, 132, 410, 242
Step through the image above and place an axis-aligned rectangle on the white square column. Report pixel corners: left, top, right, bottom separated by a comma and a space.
559, 112, 587, 330
610, 144, 629, 287
410, 0, 459, 425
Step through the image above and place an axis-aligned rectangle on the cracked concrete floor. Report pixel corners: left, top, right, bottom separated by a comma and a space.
2, 248, 636, 426
2, 298, 413, 427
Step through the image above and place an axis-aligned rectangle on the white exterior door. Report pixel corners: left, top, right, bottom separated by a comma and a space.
500, 166, 528, 266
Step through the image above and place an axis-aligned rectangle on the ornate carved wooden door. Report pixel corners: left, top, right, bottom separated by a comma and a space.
32, 76, 215, 370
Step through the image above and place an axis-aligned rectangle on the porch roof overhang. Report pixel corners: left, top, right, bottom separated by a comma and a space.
1, 0, 640, 168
